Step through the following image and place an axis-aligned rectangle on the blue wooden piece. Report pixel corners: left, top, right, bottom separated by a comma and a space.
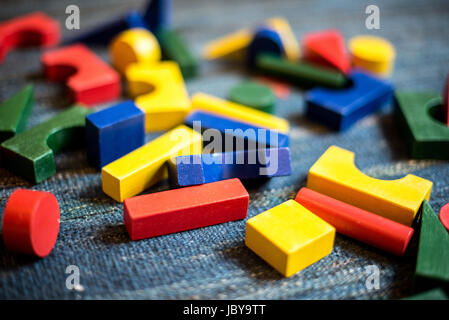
184, 110, 289, 150
144, 0, 173, 32
169, 148, 292, 186
247, 27, 284, 67
305, 70, 393, 131
63, 10, 146, 45
86, 101, 145, 169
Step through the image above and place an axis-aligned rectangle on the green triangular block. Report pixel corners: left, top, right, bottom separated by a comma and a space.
414, 201, 449, 293
0, 84, 34, 143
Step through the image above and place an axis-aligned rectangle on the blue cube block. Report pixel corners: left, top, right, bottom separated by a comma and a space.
306, 70, 394, 131
86, 101, 145, 169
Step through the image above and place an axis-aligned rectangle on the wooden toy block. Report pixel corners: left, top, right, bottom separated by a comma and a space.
191, 93, 289, 133
228, 81, 275, 114
245, 200, 335, 277
414, 201, 449, 293
156, 29, 197, 78
0, 105, 92, 184
126, 61, 191, 132
86, 101, 145, 170
109, 28, 161, 74
440, 203, 449, 233
306, 70, 393, 131
394, 92, 449, 159
264, 17, 300, 62
124, 178, 249, 240
0, 84, 34, 142
247, 27, 285, 66
307, 146, 432, 226
405, 288, 448, 300
2, 189, 60, 257
184, 110, 289, 150
169, 148, 292, 186
255, 54, 347, 89
63, 9, 146, 45
349, 35, 396, 77
202, 28, 253, 60
41, 44, 121, 105
102, 125, 202, 202
303, 29, 350, 74
143, 0, 173, 32
0, 12, 60, 63
295, 188, 414, 256
443, 73, 449, 126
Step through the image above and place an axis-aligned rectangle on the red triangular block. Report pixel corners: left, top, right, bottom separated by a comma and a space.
303, 29, 350, 74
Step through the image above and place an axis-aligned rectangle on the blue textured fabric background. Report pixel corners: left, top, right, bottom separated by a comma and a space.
0, 0, 449, 299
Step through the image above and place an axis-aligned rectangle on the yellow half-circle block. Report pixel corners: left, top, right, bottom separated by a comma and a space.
126, 61, 191, 132
307, 146, 433, 226
349, 35, 396, 77
109, 28, 161, 74
245, 200, 335, 277
191, 92, 289, 133
102, 125, 202, 202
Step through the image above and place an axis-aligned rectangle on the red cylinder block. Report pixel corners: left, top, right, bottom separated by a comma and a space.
439, 203, 449, 233
295, 187, 414, 256
2, 189, 60, 257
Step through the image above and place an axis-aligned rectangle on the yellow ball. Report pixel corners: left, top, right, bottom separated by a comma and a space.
109, 28, 161, 74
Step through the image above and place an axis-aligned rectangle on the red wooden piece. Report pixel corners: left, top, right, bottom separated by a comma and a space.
302, 29, 350, 74
0, 12, 60, 63
295, 187, 414, 256
124, 178, 249, 240
439, 203, 449, 233
2, 189, 60, 257
41, 44, 121, 105
443, 73, 449, 126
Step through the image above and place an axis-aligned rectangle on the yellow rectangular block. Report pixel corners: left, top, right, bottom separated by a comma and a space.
245, 200, 335, 277
266, 17, 300, 61
202, 28, 253, 60
102, 125, 202, 202
191, 93, 289, 133
307, 145, 433, 226
126, 61, 191, 132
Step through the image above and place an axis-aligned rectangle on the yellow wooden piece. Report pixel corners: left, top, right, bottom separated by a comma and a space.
102, 125, 202, 202
109, 28, 161, 74
307, 146, 433, 226
191, 93, 289, 133
349, 35, 396, 77
245, 200, 335, 277
126, 61, 191, 132
266, 17, 300, 61
202, 28, 253, 60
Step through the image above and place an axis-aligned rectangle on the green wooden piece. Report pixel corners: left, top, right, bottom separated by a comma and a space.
0, 84, 34, 143
395, 91, 449, 159
156, 29, 197, 78
255, 54, 347, 89
228, 81, 275, 113
404, 288, 448, 300
0, 105, 93, 184
414, 201, 449, 293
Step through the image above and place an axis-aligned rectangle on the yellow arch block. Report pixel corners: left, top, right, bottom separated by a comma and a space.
307, 146, 432, 226
191, 93, 289, 133
109, 28, 161, 74
102, 125, 202, 202
126, 61, 191, 132
349, 35, 396, 77
245, 200, 335, 277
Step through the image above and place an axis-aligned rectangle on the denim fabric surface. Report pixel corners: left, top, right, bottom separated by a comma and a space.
1, 0, 449, 299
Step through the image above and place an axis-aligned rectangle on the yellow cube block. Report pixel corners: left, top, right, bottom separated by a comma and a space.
102, 125, 202, 202
245, 200, 335, 277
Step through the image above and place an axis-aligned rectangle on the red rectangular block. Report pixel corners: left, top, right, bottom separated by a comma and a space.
295, 187, 414, 256
123, 178, 249, 240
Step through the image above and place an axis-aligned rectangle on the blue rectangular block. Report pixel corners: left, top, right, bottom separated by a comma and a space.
86, 101, 145, 169
305, 70, 393, 131
168, 148, 292, 186
184, 110, 289, 150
